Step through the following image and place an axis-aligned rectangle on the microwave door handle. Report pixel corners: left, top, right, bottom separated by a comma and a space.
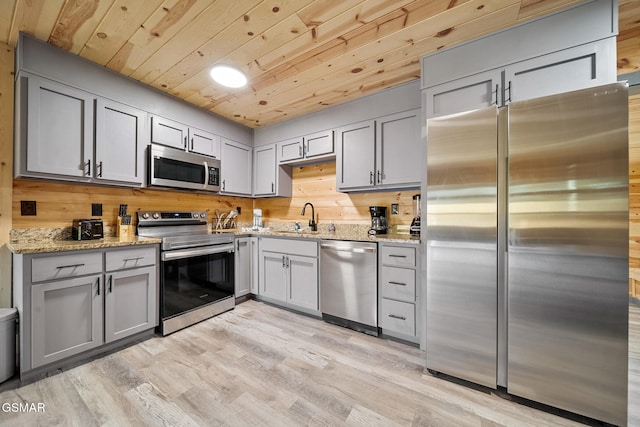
203, 160, 209, 188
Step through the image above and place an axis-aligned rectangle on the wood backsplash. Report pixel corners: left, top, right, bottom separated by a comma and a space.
255, 162, 420, 227
12, 180, 254, 229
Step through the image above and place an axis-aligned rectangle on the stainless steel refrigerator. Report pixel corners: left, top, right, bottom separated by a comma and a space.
425, 82, 629, 426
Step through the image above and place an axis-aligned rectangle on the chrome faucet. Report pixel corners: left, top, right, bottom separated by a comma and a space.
301, 202, 317, 231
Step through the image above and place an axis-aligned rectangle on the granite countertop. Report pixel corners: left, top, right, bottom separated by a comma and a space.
6, 223, 419, 255
6, 235, 162, 255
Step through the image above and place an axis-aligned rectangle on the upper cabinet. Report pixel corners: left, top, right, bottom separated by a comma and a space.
253, 144, 292, 198
278, 129, 335, 165
151, 115, 220, 158
337, 108, 421, 192
15, 73, 147, 186
422, 0, 617, 118
220, 138, 252, 196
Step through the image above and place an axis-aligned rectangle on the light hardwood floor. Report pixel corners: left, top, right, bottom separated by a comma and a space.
1, 299, 638, 426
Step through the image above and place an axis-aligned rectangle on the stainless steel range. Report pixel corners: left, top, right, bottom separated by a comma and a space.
137, 211, 235, 335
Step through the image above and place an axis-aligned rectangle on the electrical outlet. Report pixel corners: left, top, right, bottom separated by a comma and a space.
92, 203, 103, 216
20, 200, 37, 216
236, 207, 241, 214
391, 203, 399, 215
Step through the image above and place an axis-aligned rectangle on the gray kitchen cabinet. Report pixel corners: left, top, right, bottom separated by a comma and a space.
337, 109, 421, 191
104, 246, 157, 343
221, 138, 252, 195
15, 73, 148, 186
234, 237, 252, 297
253, 143, 292, 197
95, 98, 146, 185
378, 242, 419, 343
17, 73, 94, 181
258, 238, 318, 313
278, 129, 335, 165
31, 274, 103, 369
151, 115, 221, 158
425, 39, 616, 118
13, 245, 159, 378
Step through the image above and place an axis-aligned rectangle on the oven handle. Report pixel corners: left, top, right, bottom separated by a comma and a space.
161, 243, 234, 261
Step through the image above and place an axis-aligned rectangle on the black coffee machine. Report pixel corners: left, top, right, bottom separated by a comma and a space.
369, 206, 388, 235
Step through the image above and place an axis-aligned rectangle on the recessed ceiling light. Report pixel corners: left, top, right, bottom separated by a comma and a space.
209, 65, 247, 88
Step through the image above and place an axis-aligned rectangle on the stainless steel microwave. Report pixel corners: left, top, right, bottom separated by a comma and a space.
149, 144, 220, 192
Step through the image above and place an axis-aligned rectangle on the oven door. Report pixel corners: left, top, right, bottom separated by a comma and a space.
161, 245, 235, 320
149, 144, 220, 191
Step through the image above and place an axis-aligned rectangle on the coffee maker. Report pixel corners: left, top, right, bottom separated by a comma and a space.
410, 194, 421, 236
369, 206, 388, 235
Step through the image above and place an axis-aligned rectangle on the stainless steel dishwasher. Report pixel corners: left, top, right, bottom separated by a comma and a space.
320, 240, 378, 335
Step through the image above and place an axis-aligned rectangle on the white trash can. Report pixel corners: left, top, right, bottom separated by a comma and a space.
0, 308, 17, 383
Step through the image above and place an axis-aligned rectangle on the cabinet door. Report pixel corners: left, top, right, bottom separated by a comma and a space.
31, 274, 103, 368
151, 115, 188, 150
95, 99, 146, 185
221, 138, 252, 195
305, 130, 334, 159
254, 144, 277, 196
26, 75, 94, 179
376, 109, 421, 188
279, 138, 304, 163
424, 69, 501, 118
189, 127, 221, 158
259, 251, 287, 301
235, 238, 251, 297
505, 39, 617, 103
104, 266, 157, 343
250, 238, 259, 294
287, 255, 318, 311
336, 120, 375, 191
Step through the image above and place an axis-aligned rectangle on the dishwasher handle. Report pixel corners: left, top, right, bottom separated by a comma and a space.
320, 243, 376, 254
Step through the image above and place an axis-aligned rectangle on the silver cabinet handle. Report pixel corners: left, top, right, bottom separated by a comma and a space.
492, 83, 499, 106
271, 182, 275, 192
222, 180, 226, 191
85, 159, 91, 176
184, 136, 187, 149
108, 275, 113, 293
388, 314, 406, 320
123, 257, 144, 262
389, 281, 407, 286
97, 161, 103, 177
388, 254, 407, 258
56, 263, 85, 269
190, 137, 194, 150
299, 146, 302, 156
96, 277, 101, 296
282, 255, 286, 268
377, 170, 381, 184
505, 81, 512, 104
369, 171, 374, 185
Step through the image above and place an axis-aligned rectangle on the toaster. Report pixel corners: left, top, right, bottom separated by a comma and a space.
72, 219, 104, 240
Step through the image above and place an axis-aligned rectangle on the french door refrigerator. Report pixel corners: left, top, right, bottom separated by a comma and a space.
425, 82, 628, 426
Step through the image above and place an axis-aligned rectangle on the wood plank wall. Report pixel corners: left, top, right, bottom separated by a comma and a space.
629, 93, 640, 298
11, 181, 254, 231
0, 42, 14, 307
255, 162, 419, 227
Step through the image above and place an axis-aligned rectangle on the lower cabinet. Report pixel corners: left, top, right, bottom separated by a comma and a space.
31, 274, 104, 368
378, 242, 420, 343
258, 237, 319, 313
14, 245, 159, 375
234, 236, 252, 297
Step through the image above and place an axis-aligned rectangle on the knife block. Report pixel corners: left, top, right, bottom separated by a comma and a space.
117, 216, 132, 239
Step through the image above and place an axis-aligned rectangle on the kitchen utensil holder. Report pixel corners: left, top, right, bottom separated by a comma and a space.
117, 216, 133, 239
212, 216, 236, 230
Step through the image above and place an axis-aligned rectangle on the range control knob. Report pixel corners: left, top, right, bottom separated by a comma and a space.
141, 212, 150, 219
200, 212, 207, 218
152, 212, 160, 219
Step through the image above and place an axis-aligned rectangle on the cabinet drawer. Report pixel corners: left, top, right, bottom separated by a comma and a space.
260, 238, 317, 257
381, 245, 416, 267
379, 299, 415, 337
32, 251, 103, 283
380, 266, 415, 302
106, 246, 157, 271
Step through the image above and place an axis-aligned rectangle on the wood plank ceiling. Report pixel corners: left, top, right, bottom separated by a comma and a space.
1, 0, 639, 129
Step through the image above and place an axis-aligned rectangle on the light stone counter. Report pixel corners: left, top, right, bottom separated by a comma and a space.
6, 235, 161, 255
